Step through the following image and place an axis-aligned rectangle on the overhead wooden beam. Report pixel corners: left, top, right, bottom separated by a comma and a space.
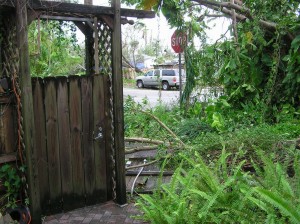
112, 0, 127, 206
39, 15, 92, 22
29, 1, 155, 19
33, 14, 133, 28
16, 0, 41, 223
1, 0, 155, 19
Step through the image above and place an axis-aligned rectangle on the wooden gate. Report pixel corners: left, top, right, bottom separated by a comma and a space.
32, 75, 112, 214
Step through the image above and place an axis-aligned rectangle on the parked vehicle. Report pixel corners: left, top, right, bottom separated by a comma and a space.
135, 69, 185, 90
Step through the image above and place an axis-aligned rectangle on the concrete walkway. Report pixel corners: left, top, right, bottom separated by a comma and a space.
43, 201, 149, 224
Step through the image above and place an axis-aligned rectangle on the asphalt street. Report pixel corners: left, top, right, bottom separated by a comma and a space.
123, 87, 180, 107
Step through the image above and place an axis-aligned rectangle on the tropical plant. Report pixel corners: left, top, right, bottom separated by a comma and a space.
137, 148, 300, 224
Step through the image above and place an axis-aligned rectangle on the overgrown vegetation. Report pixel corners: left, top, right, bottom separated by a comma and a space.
137, 149, 300, 224
28, 20, 84, 77
124, 96, 300, 223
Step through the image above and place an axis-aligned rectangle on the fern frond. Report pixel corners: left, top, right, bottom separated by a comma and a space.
254, 187, 300, 224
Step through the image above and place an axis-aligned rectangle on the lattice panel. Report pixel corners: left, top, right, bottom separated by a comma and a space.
97, 21, 112, 76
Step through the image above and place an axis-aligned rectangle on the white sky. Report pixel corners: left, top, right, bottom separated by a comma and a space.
76, 0, 231, 50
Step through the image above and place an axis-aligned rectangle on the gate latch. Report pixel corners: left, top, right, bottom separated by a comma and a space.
94, 127, 103, 140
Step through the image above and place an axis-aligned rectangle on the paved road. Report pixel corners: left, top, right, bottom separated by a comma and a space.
123, 87, 180, 107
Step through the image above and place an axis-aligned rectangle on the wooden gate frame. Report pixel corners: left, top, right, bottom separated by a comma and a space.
0, 1, 154, 223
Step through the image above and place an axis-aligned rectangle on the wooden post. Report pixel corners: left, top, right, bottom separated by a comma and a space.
16, 0, 41, 223
111, 0, 127, 205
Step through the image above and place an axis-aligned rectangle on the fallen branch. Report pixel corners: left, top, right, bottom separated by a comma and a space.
125, 137, 165, 145
139, 110, 186, 147
126, 158, 161, 170
125, 145, 158, 154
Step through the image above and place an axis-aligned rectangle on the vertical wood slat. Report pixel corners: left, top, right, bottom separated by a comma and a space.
93, 75, 107, 202
45, 80, 62, 213
112, 0, 127, 205
0, 95, 16, 155
57, 78, 73, 211
16, 1, 41, 221
69, 77, 85, 209
81, 76, 96, 205
104, 75, 113, 200
32, 80, 50, 214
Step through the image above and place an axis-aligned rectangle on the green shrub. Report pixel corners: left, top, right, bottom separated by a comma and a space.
137, 149, 300, 224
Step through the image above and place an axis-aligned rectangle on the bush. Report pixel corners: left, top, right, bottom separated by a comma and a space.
137, 149, 300, 224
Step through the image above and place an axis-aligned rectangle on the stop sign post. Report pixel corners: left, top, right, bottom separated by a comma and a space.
171, 30, 187, 104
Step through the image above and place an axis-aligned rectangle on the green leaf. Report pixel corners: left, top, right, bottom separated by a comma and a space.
254, 188, 300, 223
291, 35, 300, 52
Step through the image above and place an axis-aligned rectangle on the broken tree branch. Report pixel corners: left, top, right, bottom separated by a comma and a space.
125, 145, 159, 154
231, 0, 238, 42
125, 137, 165, 145
125, 158, 161, 170
139, 110, 186, 147
193, 0, 279, 32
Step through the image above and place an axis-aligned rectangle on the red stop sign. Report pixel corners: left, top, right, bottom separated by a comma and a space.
171, 30, 187, 53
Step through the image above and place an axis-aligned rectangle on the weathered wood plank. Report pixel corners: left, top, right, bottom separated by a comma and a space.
16, 0, 41, 222
29, 1, 155, 19
81, 77, 96, 205
32, 79, 50, 214
0, 154, 17, 164
57, 78, 73, 211
0, 95, 16, 155
69, 77, 85, 209
112, 0, 127, 205
45, 79, 61, 213
92, 75, 107, 202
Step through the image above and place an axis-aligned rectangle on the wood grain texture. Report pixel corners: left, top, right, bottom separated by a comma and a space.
0, 95, 16, 155
16, 0, 41, 221
112, 0, 127, 205
92, 75, 107, 202
81, 77, 96, 205
57, 78, 73, 211
32, 79, 50, 214
45, 79, 61, 213
69, 77, 85, 209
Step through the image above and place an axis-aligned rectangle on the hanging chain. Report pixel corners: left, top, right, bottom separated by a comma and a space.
109, 72, 117, 200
